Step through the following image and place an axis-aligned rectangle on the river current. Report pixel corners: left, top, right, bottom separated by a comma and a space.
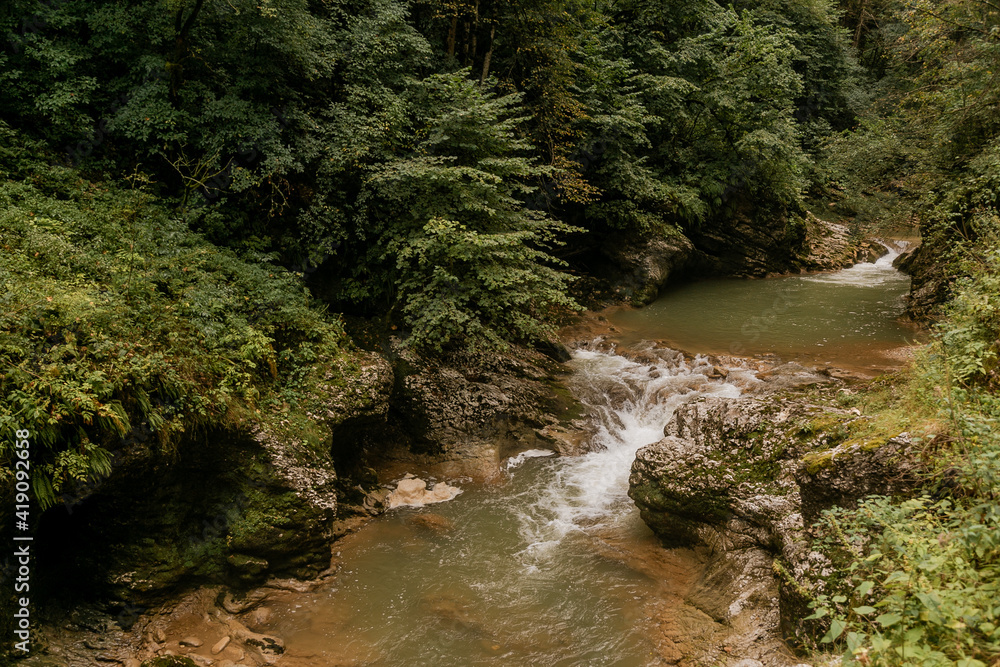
260, 246, 915, 666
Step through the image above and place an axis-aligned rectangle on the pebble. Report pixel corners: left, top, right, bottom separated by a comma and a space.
180, 636, 204, 647
212, 636, 231, 654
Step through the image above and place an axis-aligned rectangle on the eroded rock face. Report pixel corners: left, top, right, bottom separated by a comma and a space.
628, 392, 919, 650
386, 339, 587, 480
895, 240, 950, 319
35, 349, 395, 608
797, 432, 919, 526
629, 397, 808, 561
599, 232, 696, 305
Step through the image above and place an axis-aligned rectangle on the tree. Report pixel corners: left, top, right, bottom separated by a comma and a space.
311, 71, 581, 350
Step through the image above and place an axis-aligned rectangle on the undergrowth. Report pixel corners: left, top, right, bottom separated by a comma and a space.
0, 122, 349, 510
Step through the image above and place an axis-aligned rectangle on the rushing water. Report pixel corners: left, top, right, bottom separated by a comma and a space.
261, 249, 917, 665
264, 351, 744, 666
609, 242, 918, 370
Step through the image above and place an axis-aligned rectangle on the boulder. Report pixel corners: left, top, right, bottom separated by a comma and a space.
600, 231, 696, 305
629, 393, 920, 650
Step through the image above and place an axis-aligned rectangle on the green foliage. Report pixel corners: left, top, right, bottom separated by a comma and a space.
0, 122, 347, 508
935, 212, 1000, 388
623, 4, 809, 227
807, 494, 1000, 666
309, 71, 582, 350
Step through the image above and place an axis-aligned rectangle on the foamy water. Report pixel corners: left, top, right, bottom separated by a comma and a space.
802, 241, 910, 286
259, 253, 917, 666
264, 348, 742, 666
516, 348, 741, 559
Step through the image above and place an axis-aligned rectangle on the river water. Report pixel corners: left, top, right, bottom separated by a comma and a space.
261, 248, 915, 666
609, 242, 918, 371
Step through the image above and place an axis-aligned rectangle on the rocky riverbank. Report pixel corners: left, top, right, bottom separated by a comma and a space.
627, 350, 922, 663
586, 211, 891, 307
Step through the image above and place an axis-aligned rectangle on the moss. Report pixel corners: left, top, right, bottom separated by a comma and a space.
802, 450, 837, 475
799, 415, 844, 438
548, 380, 587, 423
142, 657, 199, 667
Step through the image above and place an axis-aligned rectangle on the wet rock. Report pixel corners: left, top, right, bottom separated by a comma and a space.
388, 477, 462, 508
630, 397, 806, 556
263, 577, 318, 592
386, 338, 585, 481
219, 589, 269, 615
37, 348, 396, 609
141, 658, 198, 667
219, 617, 284, 660
244, 606, 272, 630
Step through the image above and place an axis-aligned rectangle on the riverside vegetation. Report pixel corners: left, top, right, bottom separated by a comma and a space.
1, 0, 1000, 664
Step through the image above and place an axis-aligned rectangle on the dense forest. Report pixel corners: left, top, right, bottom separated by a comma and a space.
2, 0, 1000, 664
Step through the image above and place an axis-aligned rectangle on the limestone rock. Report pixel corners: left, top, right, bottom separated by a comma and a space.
797, 432, 919, 525
218, 589, 268, 615
628, 391, 920, 657
600, 232, 696, 305
388, 340, 585, 481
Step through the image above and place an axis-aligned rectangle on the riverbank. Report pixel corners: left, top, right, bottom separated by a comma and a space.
7, 219, 946, 667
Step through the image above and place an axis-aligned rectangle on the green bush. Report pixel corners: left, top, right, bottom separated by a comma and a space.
0, 122, 347, 509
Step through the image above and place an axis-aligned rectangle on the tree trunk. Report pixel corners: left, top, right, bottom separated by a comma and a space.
461, 20, 471, 64
447, 15, 458, 59
479, 23, 495, 85
170, 0, 206, 101
468, 0, 479, 68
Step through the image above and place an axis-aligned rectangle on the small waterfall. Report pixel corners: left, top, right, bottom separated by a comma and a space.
515, 346, 742, 558
802, 240, 910, 287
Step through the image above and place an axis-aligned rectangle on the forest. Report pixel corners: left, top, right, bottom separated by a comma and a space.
2, 0, 1000, 664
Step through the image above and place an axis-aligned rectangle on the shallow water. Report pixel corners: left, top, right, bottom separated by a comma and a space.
609, 242, 919, 370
